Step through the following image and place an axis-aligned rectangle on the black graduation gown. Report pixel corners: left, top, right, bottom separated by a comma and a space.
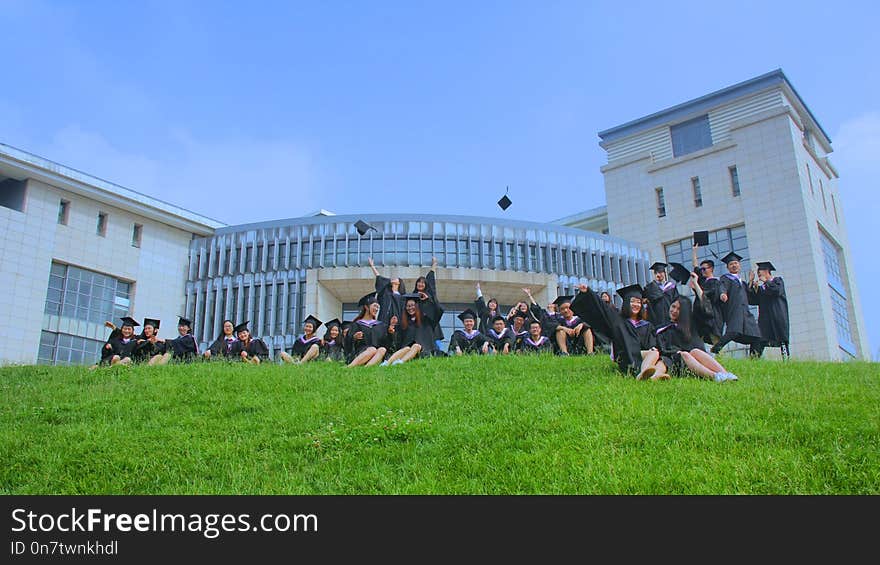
321, 338, 345, 362
655, 321, 706, 375
375, 276, 406, 326
527, 304, 555, 335
133, 337, 166, 363
232, 338, 270, 361
644, 280, 679, 326
485, 327, 514, 353
399, 301, 438, 357
448, 329, 487, 355
570, 287, 656, 375
344, 319, 390, 362
169, 333, 199, 362
694, 276, 724, 342
718, 274, 761, 339
98, 328, 123, 364
208, 336, 239, 359
748, 277, 790, 346
422, 270, 445, 342
107, 336, 139, 360
474, 296, 501, 336
557, 314, 589, 353
291, 335, 321, 358
517, 335, 553, 354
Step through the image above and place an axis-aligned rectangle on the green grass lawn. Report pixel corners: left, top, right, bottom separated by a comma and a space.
1, 355, 878, 494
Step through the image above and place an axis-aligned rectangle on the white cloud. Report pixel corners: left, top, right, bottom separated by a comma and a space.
38, 125, 319, 224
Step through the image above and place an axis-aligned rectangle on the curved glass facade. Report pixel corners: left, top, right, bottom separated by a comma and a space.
185, 214, 650, 355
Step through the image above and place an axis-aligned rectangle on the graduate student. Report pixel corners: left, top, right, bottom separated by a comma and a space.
383, 293, 438, 365
204, 319, 238, 360
517, 319, 554, 354
474, 282, 502, 336
168, 316, 199, 362
413, 257, 446, 354
100, 316, 141, 366
510, 312, 529, 350
345, 293, 396, 367
321, 318, 345, 362
448, 308, 489, 355
655, 279, 740, 382
571, 284, 663, 379
232, 321, 270, 364
553, 295, 594, 356
368, 256, 406, 327
710, 252, 764, 357
133, 318, 168, 365
523, 288, 560, 339
281, 315, 323, 364
748, 261, 790, 359
643, 262, 680, 326
691, 245, 724, 345
485, 314, 515, 354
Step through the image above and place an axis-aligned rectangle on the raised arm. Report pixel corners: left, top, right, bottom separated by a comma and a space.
367, 256, 380, 278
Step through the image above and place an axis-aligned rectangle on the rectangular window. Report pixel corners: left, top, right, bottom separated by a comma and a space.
37, 330, 103, 366
671, 114, 712, 157
692, 177, 703, 207
729, 166, 741, 197
96, 212, 108, 236
655, 187, 666, 218
805, 164, 815, 195
44, 262, 131, 325
132, 224, 142, 248
58, 200, 70, 225
0, 178, 27, 212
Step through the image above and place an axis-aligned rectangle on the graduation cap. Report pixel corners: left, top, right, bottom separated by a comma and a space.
490, 314, 507, 324
143, 318, 161, 330
616, 284, 644, 301
497, 186, 512, 211
120, 316, 140, 328
458, 308, 478, 322
177, 316, 192, 327
693, 231, 710, 247
358, 292, 378, 307
302, 315, 322, 330
650, 262, 668, 273
720, 251, 743, 265
668, 262, 692, 285
354, 220, 376, 237
233, 321, 250, 333
552, 295, 574, 307
324, 318, 342, 329
341, 320, 353, 332
756, 261, 776, 272
401, 292, 423, 302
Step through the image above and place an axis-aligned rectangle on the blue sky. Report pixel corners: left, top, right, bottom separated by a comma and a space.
1, 0, 878, 358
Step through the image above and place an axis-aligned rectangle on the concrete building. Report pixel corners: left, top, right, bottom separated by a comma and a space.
561, 69, 868, 360
186, 214, 649, 356
0, 143, 224, 365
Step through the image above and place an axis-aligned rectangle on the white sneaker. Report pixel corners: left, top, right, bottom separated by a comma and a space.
379, 360, 389, 367
725, 372, 739, 381
392, 359, 404, 365
714, 371, 728, 382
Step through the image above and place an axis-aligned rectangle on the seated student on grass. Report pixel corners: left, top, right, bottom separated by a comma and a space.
486, 314, 514, 355
413, 257, 446, 354
655, 279, 739, 383
517, 319, 554, 354
96, 316, 140, 367
345, 293, 396, 367
474, 282, 501, 336
523, 287, 561, 343
571, 284, 664, 380
133, 318, 169, 365
168, 316, 199, 362
448, 309, 489, 356
232, 321, 270, 364
320, 319, 345, 362
510, 312, 529, 350
281, 315, 323, 364
204, 319, 238, 360
506, 300, 533, 327
381, 294, 433, 366
553, 295, 595, 356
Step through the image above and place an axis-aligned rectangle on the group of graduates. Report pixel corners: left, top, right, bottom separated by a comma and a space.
94, 248, 790, 383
